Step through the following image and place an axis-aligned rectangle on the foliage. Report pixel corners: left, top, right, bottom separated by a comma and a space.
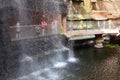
104, 44, 117, 49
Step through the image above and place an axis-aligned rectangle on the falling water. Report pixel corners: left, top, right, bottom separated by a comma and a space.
68, 51, 78, 63
13, 67, 62, 80
13, 0, 41, 78
10, 0, 78, 80
51, 20, 58, 34
14, 0, 29, 24
67, 40, 78, 63
49, 0, 77, 66
51, 19, 78, 67
19, 54, 33, 76
52, 46, 69, 68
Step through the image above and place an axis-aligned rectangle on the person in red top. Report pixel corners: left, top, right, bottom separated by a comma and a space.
41, 21, 47, 29
40, 21, 47, 36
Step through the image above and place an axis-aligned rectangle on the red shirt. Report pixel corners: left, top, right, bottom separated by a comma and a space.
41, 21, 47, 29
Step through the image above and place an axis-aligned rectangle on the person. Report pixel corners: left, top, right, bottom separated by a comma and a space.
51, 20, 58, 34
41, 21, 47, 29
35, 25, 41, 37
40, 21, 47, 36
16, 22, 21, 39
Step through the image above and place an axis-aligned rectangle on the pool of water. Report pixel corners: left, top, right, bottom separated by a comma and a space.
72, 47, 120, 80
8, 46, 120, 80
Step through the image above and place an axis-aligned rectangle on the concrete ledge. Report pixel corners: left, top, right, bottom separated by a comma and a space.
69, 35, 95, 41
